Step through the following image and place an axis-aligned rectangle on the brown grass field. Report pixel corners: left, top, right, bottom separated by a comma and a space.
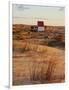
13, 24, 65, 85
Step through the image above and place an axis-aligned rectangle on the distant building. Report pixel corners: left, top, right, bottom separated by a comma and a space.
37, 21, 45, 31
30, 21, 45, 32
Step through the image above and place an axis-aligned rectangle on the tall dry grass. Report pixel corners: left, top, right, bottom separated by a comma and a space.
13, 24, 65, 85
13, 40, 65, 85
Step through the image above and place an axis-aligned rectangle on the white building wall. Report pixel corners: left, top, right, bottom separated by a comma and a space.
38, 27, 44, 31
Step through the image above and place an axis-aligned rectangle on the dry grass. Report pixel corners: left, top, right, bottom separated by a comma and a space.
13, 40, 65, 85
13, 24, 65, 85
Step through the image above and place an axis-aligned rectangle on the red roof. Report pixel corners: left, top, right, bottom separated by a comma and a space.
37, 21, 44, 26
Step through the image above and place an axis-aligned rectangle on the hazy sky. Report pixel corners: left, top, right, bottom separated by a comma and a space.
12, 4, 65, 26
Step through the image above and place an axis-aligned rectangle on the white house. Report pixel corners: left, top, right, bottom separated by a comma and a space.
37, 21, 45, 31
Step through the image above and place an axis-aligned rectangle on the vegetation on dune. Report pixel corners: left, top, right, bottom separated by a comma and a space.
13, 24, 65, 85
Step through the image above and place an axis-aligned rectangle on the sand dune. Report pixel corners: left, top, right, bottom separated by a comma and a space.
13, 24, 65, 85
13, 40, 65, 85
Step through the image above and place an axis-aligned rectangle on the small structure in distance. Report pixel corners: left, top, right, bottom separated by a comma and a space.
31, 21, 45, 32
37, 21, 45, 31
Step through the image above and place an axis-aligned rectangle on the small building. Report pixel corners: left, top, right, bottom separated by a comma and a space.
37, 21, 45, 31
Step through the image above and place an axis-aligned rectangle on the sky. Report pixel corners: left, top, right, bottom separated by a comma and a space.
12, 4, 65, 26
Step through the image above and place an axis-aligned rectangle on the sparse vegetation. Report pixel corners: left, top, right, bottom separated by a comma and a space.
13, 24, 65, 85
